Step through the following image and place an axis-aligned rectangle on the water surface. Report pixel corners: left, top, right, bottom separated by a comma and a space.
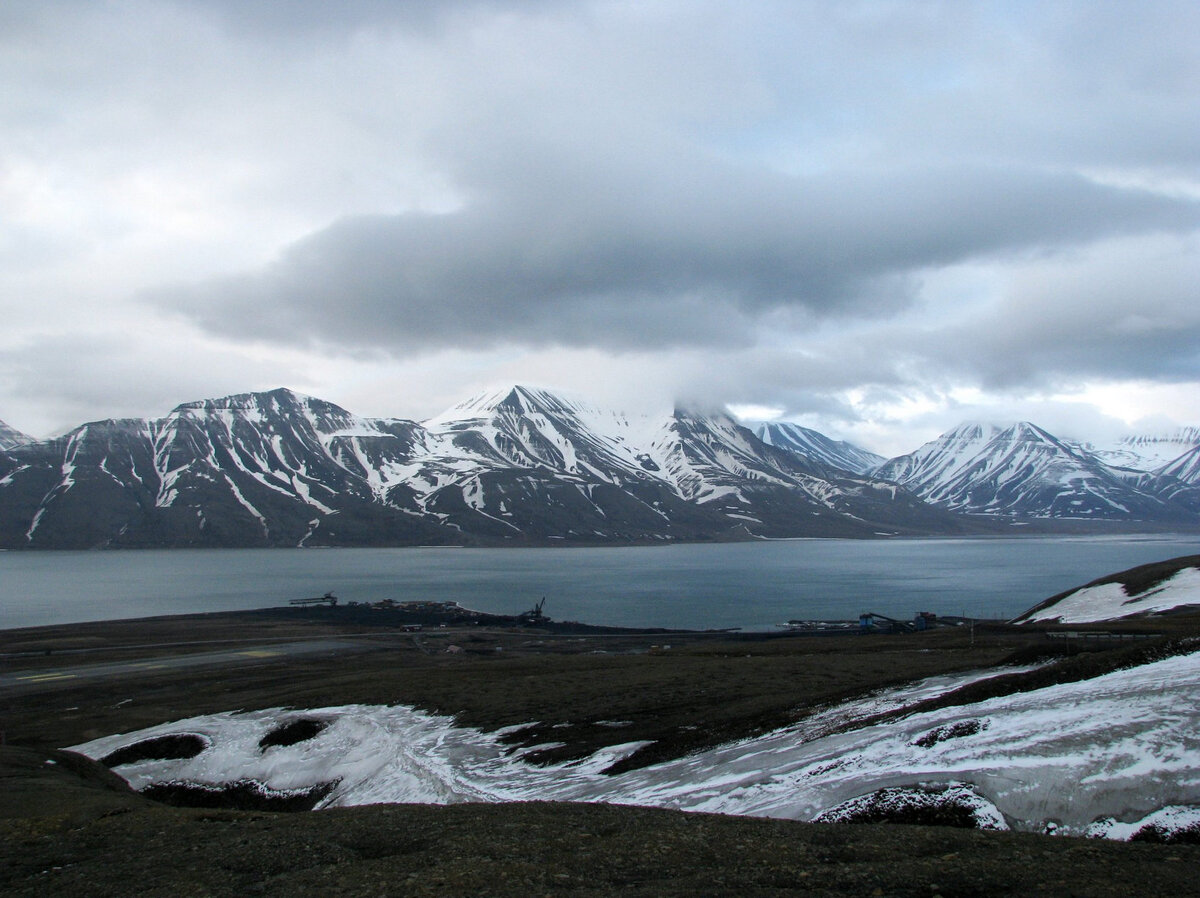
2, 535, 1198, 631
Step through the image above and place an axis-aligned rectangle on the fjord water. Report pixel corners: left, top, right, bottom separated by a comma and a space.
3, 535, 1199, 631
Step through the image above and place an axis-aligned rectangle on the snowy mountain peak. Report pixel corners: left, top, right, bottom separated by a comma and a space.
871, 421, 1003, 488
945, 421, 1006, 442
1158, 444, 1200, 484
167, 388, 365, 440
173, 386, 313, 412
425, 384, 588, 428
1125, 426, 1200, 447
875, 419, 1194, 521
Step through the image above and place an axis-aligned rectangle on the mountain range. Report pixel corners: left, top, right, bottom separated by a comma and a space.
1, 387, 1197, 548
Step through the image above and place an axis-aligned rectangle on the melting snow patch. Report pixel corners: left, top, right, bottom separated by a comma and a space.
1086, 806, 1200, 843
70, 652, 1200, 836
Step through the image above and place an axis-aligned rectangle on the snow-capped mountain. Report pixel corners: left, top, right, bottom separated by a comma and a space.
4, 389, 1197, 549
0, 386, 968, 549
1087, 427, 1200, 472
0, 391, 448, 550
0, 418, 31, 450
1139, 444, 1200, 517
754, 422, 885, 475
872, 421, 1196, 522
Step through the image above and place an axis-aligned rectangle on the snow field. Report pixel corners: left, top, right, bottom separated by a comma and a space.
1022, 566, 1200, 623
72, 651, 1200, 839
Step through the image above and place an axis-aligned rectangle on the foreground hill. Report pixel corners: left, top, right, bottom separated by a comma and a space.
0, 386, 972, 548
1013, 555, 1200, 624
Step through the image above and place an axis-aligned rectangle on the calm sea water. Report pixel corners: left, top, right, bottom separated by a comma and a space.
2, 535, 1199, 632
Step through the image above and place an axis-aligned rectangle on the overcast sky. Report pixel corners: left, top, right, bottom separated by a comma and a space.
2, 0, 1197, 455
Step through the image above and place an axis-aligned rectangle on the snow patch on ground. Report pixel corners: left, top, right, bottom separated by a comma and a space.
72, 653, 1200, 838
1022, 566, 1200, 623
1086, 805, 1200, 842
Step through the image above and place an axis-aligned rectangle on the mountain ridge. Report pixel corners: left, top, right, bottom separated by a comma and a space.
872, 420, 1198, 522
1, 387, 1197, 548
0, 387, 974, 548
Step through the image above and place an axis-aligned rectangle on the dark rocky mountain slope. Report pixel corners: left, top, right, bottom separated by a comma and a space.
0, 386, 970, 548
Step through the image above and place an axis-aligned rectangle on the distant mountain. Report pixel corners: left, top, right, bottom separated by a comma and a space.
5, 390, 1197, 549
1087, 428, 1200, 472
0, 391, 448, 550
754, 422, 885, 475
1140, 445, 1200, 517
0, 418, 31, 450
872, 421, 1197, 523
0, 386, 972, 549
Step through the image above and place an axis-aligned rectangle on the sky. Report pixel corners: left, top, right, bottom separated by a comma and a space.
2, 0, 1198, 456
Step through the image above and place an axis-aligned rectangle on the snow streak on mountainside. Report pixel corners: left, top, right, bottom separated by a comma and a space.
0, 386, 970, 549
873, 421, 1198, 522
754, 422, 885, 475
0, 418, 31, 450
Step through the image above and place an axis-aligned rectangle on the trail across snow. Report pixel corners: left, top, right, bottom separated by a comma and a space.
73, 653, 1200, 839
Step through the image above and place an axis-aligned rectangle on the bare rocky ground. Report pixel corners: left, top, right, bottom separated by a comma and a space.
4, 609, 1200, 896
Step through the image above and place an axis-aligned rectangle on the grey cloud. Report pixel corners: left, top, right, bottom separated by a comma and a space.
159, 161, 1199, 355
923, 234, 1200, 391
0, 335, 303, 439
186, 0, 559, 37
7, 0, 1200, 440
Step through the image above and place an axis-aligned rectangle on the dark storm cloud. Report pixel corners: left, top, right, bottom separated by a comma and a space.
162, 160, 1199, 353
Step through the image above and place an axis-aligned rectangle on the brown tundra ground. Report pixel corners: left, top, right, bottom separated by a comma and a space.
3, 607, 1199, 897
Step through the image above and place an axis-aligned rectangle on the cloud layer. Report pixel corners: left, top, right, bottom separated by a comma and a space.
2, 1, 1198, 447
